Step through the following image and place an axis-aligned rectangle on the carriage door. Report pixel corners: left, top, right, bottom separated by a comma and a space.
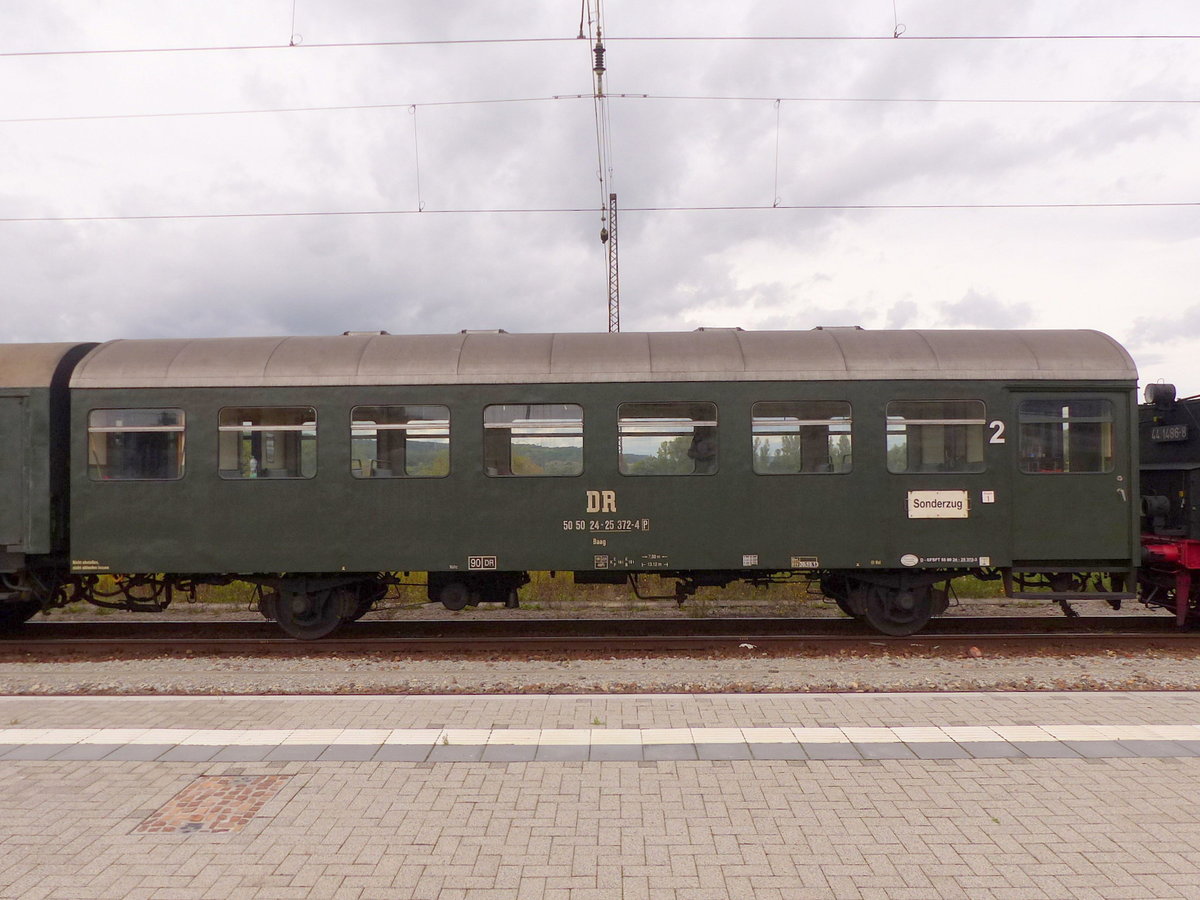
0, 396, 27, 550
1009, 392, 1133, 563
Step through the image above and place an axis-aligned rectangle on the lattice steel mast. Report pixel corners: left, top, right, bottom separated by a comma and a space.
606, 192, 619, 332
586, 0, 619, 332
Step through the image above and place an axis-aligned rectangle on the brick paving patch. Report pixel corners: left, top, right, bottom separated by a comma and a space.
133, 774, 291, 834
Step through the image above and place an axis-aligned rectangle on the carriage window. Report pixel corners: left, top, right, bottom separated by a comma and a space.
351, 406, 449, 478
218, 407, 316, 479
753, 401, 852, 474
483, 404, 583, 476
87, 408, 184, 480
619, 402, 718, 475
1019, 399, 1114, 473
887, 400, 986, 473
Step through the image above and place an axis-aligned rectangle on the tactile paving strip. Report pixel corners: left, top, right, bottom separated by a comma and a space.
133, 774, 291, 834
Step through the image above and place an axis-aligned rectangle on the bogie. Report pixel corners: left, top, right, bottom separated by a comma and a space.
258, 578, 389, 639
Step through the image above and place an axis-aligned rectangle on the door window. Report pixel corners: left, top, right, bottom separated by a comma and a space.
1018, 399, 1114, 473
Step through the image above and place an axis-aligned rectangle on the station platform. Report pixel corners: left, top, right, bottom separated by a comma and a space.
2, 691, 1200, 899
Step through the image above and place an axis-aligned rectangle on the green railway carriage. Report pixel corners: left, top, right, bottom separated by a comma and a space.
0, 342, 96, 625
0, 328, 1140, 637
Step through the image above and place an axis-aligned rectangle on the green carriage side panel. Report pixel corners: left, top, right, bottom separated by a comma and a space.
0, 395, 27, 548
0, 342, 96, 563
65, 330, 1139, 579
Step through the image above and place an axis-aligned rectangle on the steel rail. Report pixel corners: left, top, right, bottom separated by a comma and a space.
0, 616, 1194, 656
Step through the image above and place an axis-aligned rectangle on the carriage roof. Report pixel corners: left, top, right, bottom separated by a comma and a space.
65, 329, 1137, 389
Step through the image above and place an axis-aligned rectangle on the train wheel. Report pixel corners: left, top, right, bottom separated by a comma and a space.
274, 587, 349, 640
833, 597, 859, 618
862, 585, 932, 636
819, 575, 860, 618
439, 581, 472, 611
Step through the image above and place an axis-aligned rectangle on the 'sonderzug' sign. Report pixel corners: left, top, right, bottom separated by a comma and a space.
907, 490, 969, 519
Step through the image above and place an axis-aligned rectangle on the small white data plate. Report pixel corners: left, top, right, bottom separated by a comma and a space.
907, 490, 969, 519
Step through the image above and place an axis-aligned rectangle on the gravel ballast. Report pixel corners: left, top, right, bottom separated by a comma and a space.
2, 647, 1198, 695
3, 596, 1196, 695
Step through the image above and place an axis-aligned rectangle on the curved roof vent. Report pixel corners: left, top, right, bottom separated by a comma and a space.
812, 325, 865, 331
460, 329, 510, 334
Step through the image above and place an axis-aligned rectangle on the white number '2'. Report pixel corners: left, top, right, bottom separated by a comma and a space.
988, 420, 1006, 444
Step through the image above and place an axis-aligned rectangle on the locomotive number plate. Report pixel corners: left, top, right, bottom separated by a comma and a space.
1151, 424, 1188, 442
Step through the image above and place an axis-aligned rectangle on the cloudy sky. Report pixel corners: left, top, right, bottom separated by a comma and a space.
3, 1, 1200, 391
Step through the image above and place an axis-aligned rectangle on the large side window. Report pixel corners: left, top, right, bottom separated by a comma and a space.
752, 401, 852, 474
87, 408, 185, 481
219, 407, 316, 479
1019, 399, 1114, 473
351, 405, 449, 478
483, 404, 583, 476
618, 402, 718, 476
887, 400, 986, 473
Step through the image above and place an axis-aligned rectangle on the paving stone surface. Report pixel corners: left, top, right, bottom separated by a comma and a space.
0, 693, 1198, 898
4, 690, 1200, 731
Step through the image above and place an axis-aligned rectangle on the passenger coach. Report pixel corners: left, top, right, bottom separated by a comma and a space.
0, 328, 1139, 637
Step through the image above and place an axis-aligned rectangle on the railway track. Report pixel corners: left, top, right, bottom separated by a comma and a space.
0, 615, 1195, 656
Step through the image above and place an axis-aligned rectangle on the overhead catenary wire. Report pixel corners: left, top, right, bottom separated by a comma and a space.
5, 90, 1198, 126
288, 0, 301, 46
3, 200, 1199, 224
4, 32, 1200, 59
617, 93, 1200, 105
2, 15, 1195, 229
0, 95, 581, 125
585, 2, 618, 216
409, 106, 424, 212
584, 3, 610, 215
772, 99, 782, 208
612, 33, 1200, 41
583, 0, 620, 332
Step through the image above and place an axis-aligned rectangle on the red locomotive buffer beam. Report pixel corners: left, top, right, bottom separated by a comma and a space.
1140, 535, 1200, 626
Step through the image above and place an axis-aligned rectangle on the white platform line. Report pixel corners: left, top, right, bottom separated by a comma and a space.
3, 724, 1198, 749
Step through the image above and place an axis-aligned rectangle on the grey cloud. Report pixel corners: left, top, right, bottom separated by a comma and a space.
885, 300, 918, 329
937, 289, 1032, 329
1128, 304, 1200, 346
